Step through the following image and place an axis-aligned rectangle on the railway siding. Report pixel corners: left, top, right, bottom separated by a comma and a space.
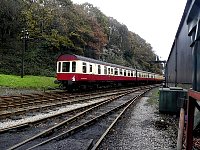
0, 86, 153, 150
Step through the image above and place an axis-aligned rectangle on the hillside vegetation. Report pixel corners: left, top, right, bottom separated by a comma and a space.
0, 0, 162, 77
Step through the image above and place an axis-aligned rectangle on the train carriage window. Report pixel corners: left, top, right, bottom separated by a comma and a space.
98, 65, 101, 74
82, 62, 87, 73
90, 64, 92, 72
120, 69, 123, 75
124, 70, 126, 76
131, 72, 133, 77
58, 62, 61, 72
104, 66, 107, 75
128, 71, 130, 76
62, 62, 70, 72
111, 68, 113, 74
108, 68, 111, 74
114, 68, 118, 75
72, 62, 76, 72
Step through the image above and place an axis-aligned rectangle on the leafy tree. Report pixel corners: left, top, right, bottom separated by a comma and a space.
0, 0, 162, 76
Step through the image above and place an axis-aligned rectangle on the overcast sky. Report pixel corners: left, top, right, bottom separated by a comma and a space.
71, 0, 187, 60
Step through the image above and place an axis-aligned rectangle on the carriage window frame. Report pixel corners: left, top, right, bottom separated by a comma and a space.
104, 66, 107, 75
108, 68, 111, 75
111, 68, 113, 74
114, 68, 118, 75
62, 62, 70, 72
98, 65, 101, 74
58, 62, 61, 72
120, 69, 123, 75
82, 62, 87, 73
90, 64, 92, 73
72, 61, 76, 72
131, 72, 133, 77
124, 70, 126, 76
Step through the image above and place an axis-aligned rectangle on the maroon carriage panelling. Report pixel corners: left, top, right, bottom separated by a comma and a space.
57, 73, 138, 81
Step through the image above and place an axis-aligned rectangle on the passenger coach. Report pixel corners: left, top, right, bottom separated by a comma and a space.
56, 54, 163, 90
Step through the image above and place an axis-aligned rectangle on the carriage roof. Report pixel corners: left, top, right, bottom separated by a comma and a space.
58, 54, 155, 74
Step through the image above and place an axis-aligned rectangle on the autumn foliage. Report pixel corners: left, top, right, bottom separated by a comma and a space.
0, 0, 162, 76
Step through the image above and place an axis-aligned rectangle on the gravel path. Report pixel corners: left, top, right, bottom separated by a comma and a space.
98, 88, 178, 150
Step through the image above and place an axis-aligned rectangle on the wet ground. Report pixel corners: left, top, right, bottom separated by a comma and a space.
98, 88, 178, 150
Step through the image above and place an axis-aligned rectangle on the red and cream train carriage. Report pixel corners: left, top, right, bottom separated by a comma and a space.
56, 54, 163, 89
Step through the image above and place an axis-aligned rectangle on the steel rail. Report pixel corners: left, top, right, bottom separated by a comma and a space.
7, 89, 136, 150
7, 87, 152, 150
0, 87, 136, 111
27, 89, 150, 150
0, 88, 136, 120
0, 91, 130, 133
91, 89, 149, 150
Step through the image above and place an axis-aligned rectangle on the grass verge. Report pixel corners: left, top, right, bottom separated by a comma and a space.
147, 87, 159, 105
0, 74, 58, 89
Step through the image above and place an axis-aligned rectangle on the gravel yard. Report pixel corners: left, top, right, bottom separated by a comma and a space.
98, 88, 178, 150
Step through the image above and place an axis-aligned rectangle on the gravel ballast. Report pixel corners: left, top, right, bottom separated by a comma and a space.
98, 88, 178, 149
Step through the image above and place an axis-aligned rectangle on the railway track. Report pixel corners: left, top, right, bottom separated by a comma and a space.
0, 85, 157, 150
0, 87, 137, 120
0, 88, 137, 132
